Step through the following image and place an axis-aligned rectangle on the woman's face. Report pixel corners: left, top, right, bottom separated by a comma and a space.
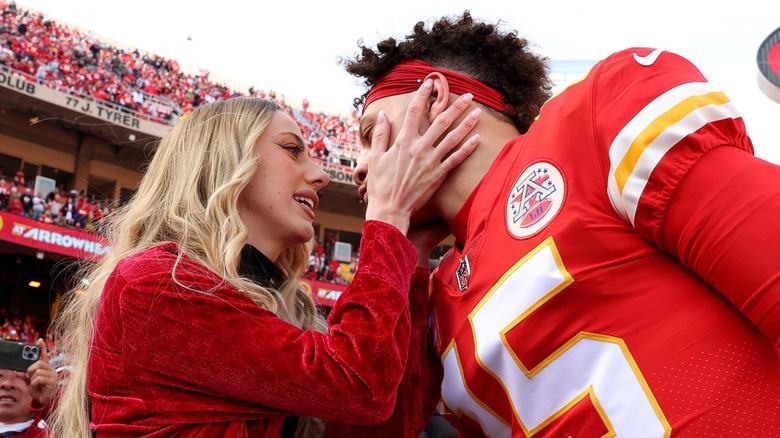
239, 110, 329, 260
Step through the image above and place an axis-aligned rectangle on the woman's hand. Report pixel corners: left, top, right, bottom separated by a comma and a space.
364, 79, 480, 235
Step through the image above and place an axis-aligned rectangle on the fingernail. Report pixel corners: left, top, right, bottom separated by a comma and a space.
461, 93, 473, 102
422, 79, 432, 89
470, 134, 480, 144
470, 108, 481, 119
377, 110, 385, 123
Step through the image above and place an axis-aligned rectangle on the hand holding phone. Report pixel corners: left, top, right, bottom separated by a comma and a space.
0, 338, 40, 371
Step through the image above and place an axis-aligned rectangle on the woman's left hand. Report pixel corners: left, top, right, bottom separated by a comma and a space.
364, 79, 481, 234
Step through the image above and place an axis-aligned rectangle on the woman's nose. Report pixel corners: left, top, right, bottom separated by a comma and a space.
309, 160, 330, 189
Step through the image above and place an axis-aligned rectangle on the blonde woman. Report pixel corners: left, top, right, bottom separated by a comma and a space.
51, 85, 480, 437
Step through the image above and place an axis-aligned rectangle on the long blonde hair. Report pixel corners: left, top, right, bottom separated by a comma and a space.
51, 97, 326, 437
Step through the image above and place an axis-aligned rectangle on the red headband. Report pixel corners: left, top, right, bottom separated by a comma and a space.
362, 59, 509, 114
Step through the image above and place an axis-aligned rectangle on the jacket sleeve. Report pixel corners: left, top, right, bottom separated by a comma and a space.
325, 266, 444, 437
660, 146, 780, 345
104, 220, 418, 424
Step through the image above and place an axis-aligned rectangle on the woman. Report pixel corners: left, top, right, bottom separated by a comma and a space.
51, 82, 480, 437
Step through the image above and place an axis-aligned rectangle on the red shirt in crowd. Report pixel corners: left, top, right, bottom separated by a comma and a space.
8, 196, 23, 215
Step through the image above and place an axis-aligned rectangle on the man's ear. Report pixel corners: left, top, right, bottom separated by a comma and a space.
426, 72, 450, 123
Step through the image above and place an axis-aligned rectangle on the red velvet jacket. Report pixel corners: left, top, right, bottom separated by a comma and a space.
88, 221, 440, 437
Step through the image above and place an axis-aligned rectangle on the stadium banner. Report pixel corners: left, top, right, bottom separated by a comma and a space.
0, 66, 169, 137
0, 211, 110, 260
0, 211, 346, 305
322, 164, 355, 185
300, 279, 345, 308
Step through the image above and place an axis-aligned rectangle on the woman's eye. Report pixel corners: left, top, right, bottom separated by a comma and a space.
283, 144, 304, 155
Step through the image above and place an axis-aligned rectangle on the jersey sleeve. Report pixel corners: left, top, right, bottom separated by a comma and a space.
593, 48, 779, 344
661, 146, 780, 345
593, 48, 754, 245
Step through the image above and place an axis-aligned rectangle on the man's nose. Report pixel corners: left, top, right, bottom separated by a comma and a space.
353, 160, 368, 186
0, 372, 15, 388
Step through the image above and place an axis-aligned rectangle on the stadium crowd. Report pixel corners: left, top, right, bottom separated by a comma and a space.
0, 169, 113, 233
0, 0, 364, 286
0, 307, 47, 344
0, 1, 361, 171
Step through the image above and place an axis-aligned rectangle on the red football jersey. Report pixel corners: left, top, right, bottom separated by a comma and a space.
430, 48, 780, 437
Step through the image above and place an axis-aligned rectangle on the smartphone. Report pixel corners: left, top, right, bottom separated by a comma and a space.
0, 339, 40, 371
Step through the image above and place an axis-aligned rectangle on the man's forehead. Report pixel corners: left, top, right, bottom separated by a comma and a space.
359, 93, 414, 136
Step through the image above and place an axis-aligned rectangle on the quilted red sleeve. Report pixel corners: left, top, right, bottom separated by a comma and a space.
325, 266, 443, 437
661, 146, 780, 345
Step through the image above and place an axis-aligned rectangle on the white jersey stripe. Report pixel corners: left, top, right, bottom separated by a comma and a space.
607, 82, 740, 224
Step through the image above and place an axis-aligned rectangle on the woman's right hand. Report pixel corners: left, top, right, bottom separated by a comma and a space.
363, 79, 481, 235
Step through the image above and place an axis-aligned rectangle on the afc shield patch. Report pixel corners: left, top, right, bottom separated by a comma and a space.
506, 161, 565, 239
456, 255, 471, 291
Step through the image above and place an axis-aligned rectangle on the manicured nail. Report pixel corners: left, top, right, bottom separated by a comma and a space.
470, 134, 480, 144
422, 79, 433, 89
461, 93, 473, 102
377, 110, 385, 123
470, 108, 481, 119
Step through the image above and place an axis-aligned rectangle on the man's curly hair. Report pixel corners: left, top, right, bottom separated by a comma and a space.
342, 11, 553, 133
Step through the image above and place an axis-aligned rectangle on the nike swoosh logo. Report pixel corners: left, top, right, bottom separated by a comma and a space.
633, 49, 664, 66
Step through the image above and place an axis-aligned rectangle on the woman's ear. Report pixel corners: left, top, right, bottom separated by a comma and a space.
426, 72, 450, 124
